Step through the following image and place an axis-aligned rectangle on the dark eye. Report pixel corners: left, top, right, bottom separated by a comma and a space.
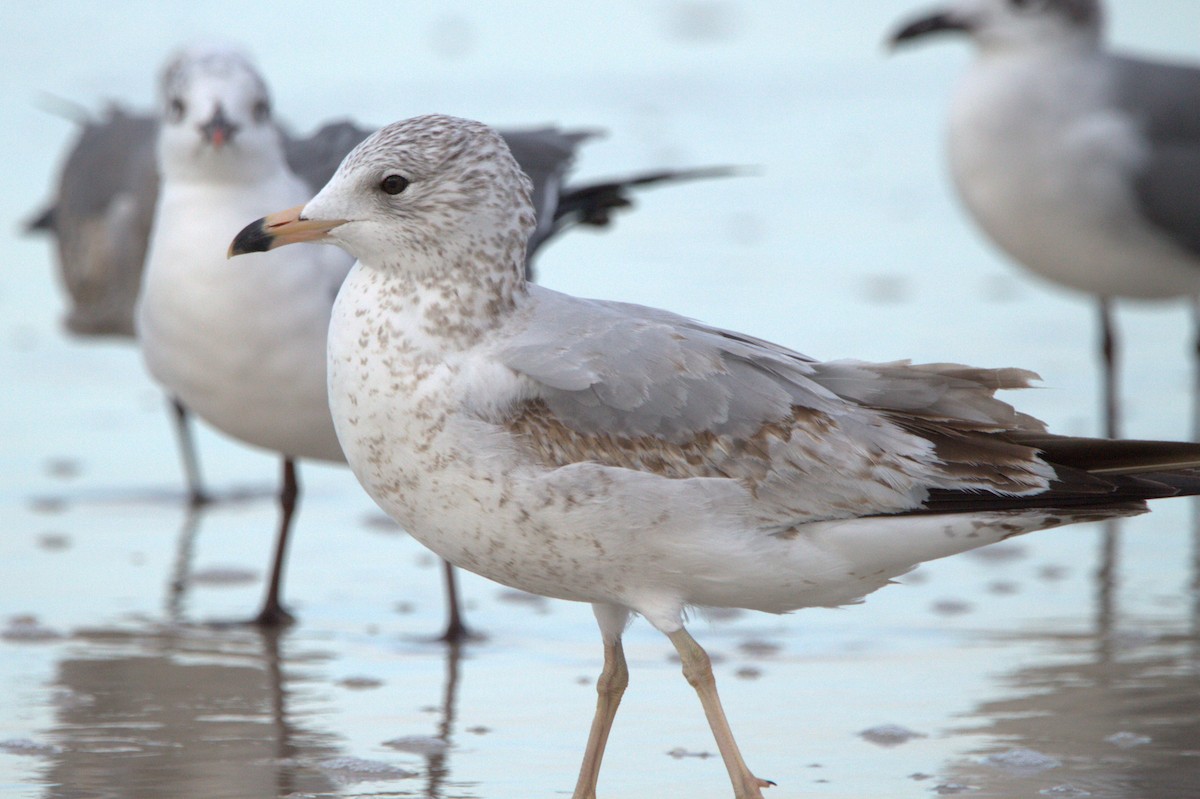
252, 99, 270, 123
380, 174, 410, 195
168, 97, 186, 122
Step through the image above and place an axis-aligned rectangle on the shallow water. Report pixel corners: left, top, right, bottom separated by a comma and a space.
3, 2, 1200, 798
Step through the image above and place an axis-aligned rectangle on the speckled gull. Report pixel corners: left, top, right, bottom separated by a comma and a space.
891, 0, 1200, 437
230, 113, 1200, 798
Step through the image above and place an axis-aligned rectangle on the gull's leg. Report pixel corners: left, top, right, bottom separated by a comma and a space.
1192, 295, 1200, 441
1099, 297, 1120, 439
253, 457, 298, 627
436, 560, 475, 642
169, 397, 210, 506
667, 627, 774, 799
572, 604, 631, 799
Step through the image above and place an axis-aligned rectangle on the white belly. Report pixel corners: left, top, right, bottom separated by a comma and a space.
138, 180, 350, 461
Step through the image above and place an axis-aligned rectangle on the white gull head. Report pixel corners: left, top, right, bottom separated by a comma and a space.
891, 0, 1104, 54
157, 44, 285, 183
300, 114, 537, 277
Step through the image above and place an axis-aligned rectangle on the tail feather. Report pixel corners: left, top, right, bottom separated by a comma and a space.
911, 435, 1200, 516
24, 204, 56, 234
1008, 434, 1200, 475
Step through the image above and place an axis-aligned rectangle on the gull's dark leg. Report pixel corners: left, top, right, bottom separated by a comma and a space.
668, 627, 774, 799
170, 397, 211, 506
573, 605, 631, 799
436, 560, 475, 642
1191, 295, 1200, 441
1099, 297, 1120, 438
253, 457, 298, 627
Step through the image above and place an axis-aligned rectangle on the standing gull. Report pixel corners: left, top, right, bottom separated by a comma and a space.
231, 114, 1200, 798
890, 0, 1200, 437
137, 45, 372, 628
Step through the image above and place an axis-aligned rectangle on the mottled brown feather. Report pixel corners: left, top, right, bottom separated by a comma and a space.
506, 398, 834, 485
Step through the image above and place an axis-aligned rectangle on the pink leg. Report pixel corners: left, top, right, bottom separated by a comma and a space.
571, 634, 629, 799
668, 628, 774, 799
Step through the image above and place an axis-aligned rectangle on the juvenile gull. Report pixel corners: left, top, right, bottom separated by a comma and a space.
231, 113, 1200, 797
891, 0, 1200, 437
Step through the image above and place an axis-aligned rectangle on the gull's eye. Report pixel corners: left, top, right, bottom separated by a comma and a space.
380, 174, 410, 195
252, 99, 270, 123
168, 97, 186, 123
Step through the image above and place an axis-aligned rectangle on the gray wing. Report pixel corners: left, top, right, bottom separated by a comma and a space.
503, 286, 1042, 443
32, 106, 159, 337
283, 120, 372, 192
501, 287, 826, 442
498, 286, 1061, 522
1111, 54, 1200, 257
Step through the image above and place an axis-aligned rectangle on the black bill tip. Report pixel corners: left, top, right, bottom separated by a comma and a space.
888, 12, 970, 48
228, 217, 274, 258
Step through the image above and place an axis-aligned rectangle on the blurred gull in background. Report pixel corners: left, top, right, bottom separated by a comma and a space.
233, 113, 1200, 798
136, 44, 371, 629
891, 0, 1200, 438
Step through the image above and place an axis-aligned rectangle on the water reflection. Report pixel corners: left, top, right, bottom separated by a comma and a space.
164, 507, 202, 624
39, 625, 340, 798
418, 640, 464, 799
1094, 519, 1120, 662
1193, 499, 1200, 646
31, 495, 470, 798
33, 622, 475, 798
941, 624, 1200, 797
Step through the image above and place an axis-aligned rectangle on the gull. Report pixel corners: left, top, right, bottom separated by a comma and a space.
30, 86, 728, 505
890, 0, 1200, 438
137, 45, 367, 628
230, 113, 1200, 798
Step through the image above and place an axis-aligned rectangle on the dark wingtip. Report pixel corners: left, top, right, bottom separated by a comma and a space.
888, 13, 969, 50
228, 216, 274, 258
24, 205, 57, 234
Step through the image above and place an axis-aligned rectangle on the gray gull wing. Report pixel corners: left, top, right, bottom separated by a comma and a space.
28, 105, 157, 336
1112, 54, 1200, 259
496, 286, 1114, 525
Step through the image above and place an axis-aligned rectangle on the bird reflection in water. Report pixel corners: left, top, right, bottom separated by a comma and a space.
32, 503, 473, 799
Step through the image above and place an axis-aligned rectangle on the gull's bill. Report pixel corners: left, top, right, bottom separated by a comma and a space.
228, 204, 346, 256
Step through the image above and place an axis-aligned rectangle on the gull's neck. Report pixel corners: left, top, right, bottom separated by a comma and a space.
160, 135, 291, 187
360, 234, 528, 354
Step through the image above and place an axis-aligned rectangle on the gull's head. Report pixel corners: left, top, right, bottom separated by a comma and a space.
157, 44, 284, 181
229, 114, 537, 275
889, 0, 1104, 54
